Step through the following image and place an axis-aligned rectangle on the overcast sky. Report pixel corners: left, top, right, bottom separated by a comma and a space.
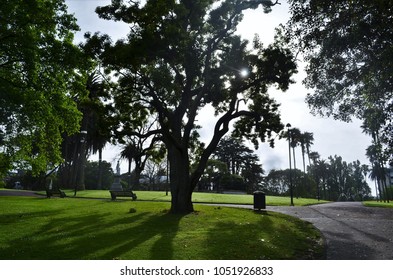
65, 0, 372, 181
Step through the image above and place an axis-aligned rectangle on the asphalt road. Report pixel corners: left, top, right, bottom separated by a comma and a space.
266, 202, 393, 260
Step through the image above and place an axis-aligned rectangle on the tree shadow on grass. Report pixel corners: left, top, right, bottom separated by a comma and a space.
100, 211, 184, 260
0, 207, 184, 260
204, 211, 323, 260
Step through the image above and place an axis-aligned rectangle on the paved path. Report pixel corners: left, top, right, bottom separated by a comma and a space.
0, 190, 43, 197
202, 201, 393, 259
267, 202, 393, 260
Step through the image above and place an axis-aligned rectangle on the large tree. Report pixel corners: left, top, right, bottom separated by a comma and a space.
213, 136, 259, 176
286, 0, 393, 161
300, 131, 314, 172
0, 0, 88, 174
58, 70, 112, 192
212, 136, 264, 193
92, 0, 296, 213
85, 72, 114, 190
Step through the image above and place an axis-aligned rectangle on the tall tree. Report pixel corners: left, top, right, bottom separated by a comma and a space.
58, 70, 111, 192
212, 136, 264, 193
302, 131, 314, 170
85, 71, 113, 190
91, 0, 297, 213
308, 151, 320, 165
118, 120, 165, 189
281, 127, 302, 171
241, 161, 265, 193
213, 136, 259, 176
323, 155, 371, 201
362, 108, 389, 202
366, 144, 389, 202
314, 159, 328, 200
290, 128, 301, 172
84, 160, 114, 190
0, 0, 88, 175
286, 0, 393, 161
120, 143, 136, 188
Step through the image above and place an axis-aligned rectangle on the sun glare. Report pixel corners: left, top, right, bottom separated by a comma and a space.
240, 69, 249, 78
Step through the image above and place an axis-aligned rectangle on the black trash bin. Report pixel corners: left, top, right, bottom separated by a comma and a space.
253, 191, 266, 210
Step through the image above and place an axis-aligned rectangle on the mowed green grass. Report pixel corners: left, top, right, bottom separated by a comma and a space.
52, 190, 328, 206
0, 196, 324, 260
363, 201, 393, 208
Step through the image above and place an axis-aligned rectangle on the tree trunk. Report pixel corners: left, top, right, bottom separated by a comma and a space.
307, 151, 312, 172
168, 146, 194, 213
97, 148, 103, 190
292, 147, 298, 198
70, 140, 79, 190
127, 159, 132, 189
76, 137, 87, 191
132, 164, 142, 189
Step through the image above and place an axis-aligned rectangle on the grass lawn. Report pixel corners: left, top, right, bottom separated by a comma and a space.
363, 201, 393, 208
0, 196, 324, 260
45, 189, 328, 206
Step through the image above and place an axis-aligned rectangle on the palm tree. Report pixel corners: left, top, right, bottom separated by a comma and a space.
368, 163, 381, 201
302, 132, 314, 171
118, 119, 164, 190
299, 132, 314, 173
315, 159, 329, 200
281, 127, 302, 198
309, 151, 320, 165
281, 128, 302, 171
289, 128, 301, 171
85, 71, 112, 190
120, 141, 137, 188
361, 164, 374, 198
362, 107, 389, 202
366, 144, 388, 202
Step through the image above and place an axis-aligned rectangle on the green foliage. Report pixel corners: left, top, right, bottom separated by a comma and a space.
387, 186, 393, 200
4, 170, 50, 191
0, 0, 90, 174
0, 196, 324, 259
265, 169, 317, 198
308, 156, 372, 201
58, 70, 114, 191
203, 136, 265, 193
363, 201, 393, 208
286, 0, 393, 160
84, 161, 114, 190
84, 72, 114, 155
0, 154, 11, 183
220, 173, 247, 191
213, 136, 260, 174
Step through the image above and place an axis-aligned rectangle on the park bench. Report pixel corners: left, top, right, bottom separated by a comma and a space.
46, 188, 66, 198
110, 190, 137, 201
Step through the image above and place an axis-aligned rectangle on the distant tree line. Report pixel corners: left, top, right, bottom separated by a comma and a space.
264, 154, 372, 201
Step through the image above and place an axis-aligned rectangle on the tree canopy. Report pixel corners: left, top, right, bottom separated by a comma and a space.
90, 0, 297, 213
285, 0, 393, 161
212, 136, 264, 193
0, 0, 88, 174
